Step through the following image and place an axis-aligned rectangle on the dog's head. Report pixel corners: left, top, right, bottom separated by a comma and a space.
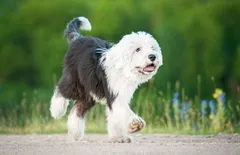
116, 32, 163, 82
103, 31, 162, 84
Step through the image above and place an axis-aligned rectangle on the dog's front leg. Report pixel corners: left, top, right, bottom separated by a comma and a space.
106, 98, 132, 143
106, 97, 145, 143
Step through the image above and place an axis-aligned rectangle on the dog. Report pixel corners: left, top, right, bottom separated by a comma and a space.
50, 16, 163, 143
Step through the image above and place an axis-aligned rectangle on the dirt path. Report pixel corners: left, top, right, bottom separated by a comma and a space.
1, 134, 240, 155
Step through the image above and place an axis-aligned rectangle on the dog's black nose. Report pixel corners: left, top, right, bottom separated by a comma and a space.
148, 54, 156, 61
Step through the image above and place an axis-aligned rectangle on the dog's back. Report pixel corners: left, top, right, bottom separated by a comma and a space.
59, 36, 112, 100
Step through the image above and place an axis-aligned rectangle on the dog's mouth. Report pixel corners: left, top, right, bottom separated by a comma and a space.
136, 63, 156, 75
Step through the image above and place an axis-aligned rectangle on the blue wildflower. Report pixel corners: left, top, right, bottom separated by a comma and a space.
172, 92, 180, 120
181, 101, 189, 120
172, 92, 180, 108
218, 93, 226, 108
200, 100, 208, 118
172, 92, 179, 103
209, 100, 216, 115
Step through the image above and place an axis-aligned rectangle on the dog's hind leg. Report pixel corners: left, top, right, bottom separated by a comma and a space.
67, 98, 95, 141
50, 87, 69, 119
50, 68, 78, 119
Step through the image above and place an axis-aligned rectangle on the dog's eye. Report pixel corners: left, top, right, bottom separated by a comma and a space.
151, 46, 155, 50
136, 48, 141, 52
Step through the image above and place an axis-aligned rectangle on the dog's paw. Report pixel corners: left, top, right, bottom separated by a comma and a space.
68, 129, 81, 141
109, 136, 132, 143
128, 116, 146, 133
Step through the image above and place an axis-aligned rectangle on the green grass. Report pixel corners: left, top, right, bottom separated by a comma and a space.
1, 78, 240, 135
1, 119, 239, 135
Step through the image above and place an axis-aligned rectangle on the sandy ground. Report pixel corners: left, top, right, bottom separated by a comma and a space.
0, 134, 240, 155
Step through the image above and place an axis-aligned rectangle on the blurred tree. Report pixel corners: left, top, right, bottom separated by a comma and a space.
0, 0, 239, 103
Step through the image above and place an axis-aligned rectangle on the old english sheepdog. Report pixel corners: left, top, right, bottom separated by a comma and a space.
50, 16, 163, 143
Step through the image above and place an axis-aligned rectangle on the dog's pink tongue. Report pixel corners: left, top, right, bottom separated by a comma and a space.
144, 66, 155, 72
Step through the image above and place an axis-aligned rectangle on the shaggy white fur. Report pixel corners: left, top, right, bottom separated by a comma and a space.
78, 17, 92, 31
102, 31, 162, 142
50, 87, 69, 119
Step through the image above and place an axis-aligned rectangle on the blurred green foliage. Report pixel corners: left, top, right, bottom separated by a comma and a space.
0, 0, 240, 133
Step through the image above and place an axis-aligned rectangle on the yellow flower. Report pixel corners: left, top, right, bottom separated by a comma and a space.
216, 89, 223, 94
213, 93, 218, 98
213, 88, 223, 99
